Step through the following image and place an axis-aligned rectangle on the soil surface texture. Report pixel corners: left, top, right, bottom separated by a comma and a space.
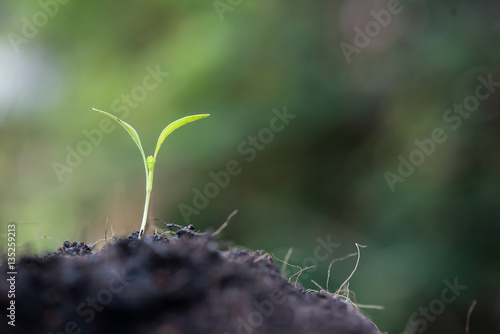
1, 229, 381, 334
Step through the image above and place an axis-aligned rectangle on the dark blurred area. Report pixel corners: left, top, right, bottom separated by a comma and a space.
1, 0, 499, 332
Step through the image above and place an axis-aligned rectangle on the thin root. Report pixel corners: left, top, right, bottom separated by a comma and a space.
290, 265, 314, 286
466, 300, 477, 334
104, 216, 109, 241
272, 253, 313, 285
335, 243, 366, 296
213, 209, 238, 236
356, 304, 385, 310
326, 251, 358, 292
311, 279, 325, 291
281, 248, 293, 276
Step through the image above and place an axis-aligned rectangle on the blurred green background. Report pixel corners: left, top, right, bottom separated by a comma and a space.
1, 0, 499, 332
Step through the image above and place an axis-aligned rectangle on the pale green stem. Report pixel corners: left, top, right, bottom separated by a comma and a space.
139, 161, 155, 239
139, 189, 151, 238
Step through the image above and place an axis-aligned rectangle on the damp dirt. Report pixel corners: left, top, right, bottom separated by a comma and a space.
0, 228, 381, 334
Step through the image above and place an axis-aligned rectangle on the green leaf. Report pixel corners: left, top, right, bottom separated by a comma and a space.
153, 114, 210, 161
92, 108, 148, 178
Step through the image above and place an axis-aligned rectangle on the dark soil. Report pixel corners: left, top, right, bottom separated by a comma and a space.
1, 229, 381, 334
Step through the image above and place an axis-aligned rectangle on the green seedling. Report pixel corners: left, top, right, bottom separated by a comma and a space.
92, 108, 210, 239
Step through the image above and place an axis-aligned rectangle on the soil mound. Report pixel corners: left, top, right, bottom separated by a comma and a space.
1, 231, 381, 334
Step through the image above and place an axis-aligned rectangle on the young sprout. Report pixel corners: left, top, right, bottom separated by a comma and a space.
92, 108, 210, 239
